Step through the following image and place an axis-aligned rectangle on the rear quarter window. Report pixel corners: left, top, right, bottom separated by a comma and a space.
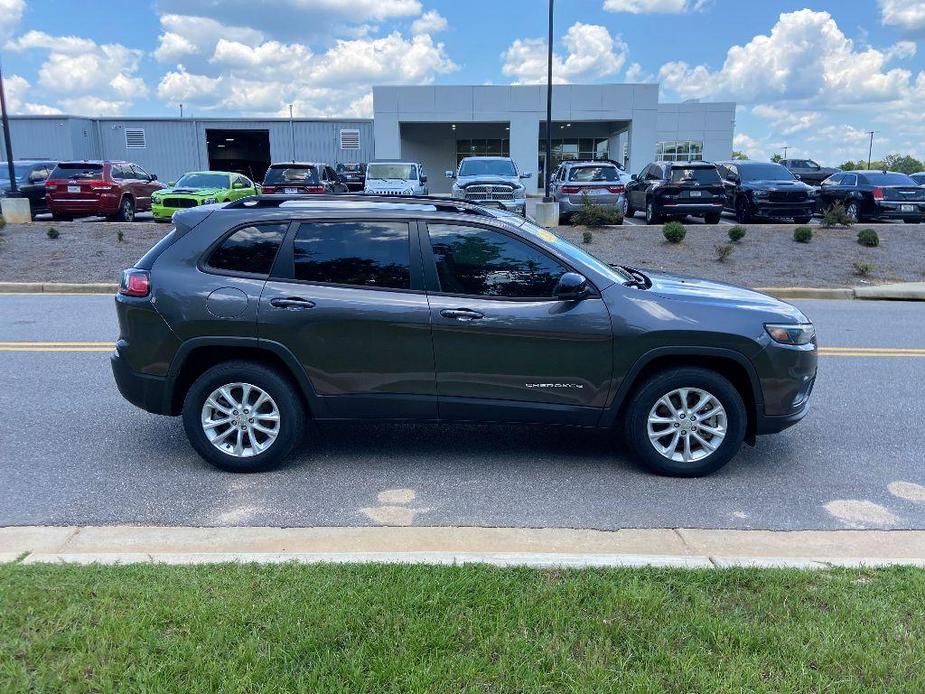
206, 223, 288, 276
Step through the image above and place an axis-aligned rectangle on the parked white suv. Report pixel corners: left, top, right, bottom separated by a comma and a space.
447, 157, 530, 215
364, 162, 428, 196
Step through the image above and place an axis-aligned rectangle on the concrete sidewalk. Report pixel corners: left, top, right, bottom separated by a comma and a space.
5, 525, 925, 569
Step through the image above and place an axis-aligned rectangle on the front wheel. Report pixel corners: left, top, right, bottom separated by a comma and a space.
735, 197, 752, 224
182, 360, 306, 472
624, 367, 747, 477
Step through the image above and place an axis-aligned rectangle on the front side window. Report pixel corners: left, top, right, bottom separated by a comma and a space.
292, 221, 410, 289
428, 224, 567, 298
207, 223, 287, 276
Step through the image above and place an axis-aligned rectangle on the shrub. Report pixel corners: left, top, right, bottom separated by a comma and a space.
821, 201, 853, 228
0, 215, 6, 230
857, 228, 879, 247
581, 230, 593, 244
662, 221, 686, 243
793, 226, 812, 243
117, 229, 125, 243
853, 261, 873, 277
571, 192, 624, 227
46, 227, 59, 239
727, 225, 746, 242
715, 244, 734, 262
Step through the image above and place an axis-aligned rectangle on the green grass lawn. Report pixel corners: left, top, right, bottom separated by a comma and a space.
2, 562, 925, 692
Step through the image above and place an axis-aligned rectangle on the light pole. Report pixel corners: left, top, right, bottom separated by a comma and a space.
0, 60, 19, 195
289, 104, 295, 162
543, 0, 554, 202
781, 146, 790, 159
179, 103, 184, 118
866, 131, 876, 170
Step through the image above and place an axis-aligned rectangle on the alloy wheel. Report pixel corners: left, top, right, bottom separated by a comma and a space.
122, 199, 134, 222
646, 387, 727, 463
846, 202, 859, 222
201, 382, 280, 458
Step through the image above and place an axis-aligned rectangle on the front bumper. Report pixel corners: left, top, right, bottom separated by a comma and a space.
151, 203, 178, 220
751, 339, 817, 424
111, 349, 173, 415
751, 200, 815, 219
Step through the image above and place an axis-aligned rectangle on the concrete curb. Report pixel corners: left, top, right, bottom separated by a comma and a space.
754, 287, 856, 300
0, 282, 118, 294
5, 526, 925, 569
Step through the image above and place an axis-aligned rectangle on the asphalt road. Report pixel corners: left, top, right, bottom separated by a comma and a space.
2, 295, 924, 530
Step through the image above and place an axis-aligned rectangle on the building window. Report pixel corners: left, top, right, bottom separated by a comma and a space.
339, 129, 360, 150
125, 128, 146, 149
456, 139, 510, 166
655, 140, 703, 162
537, 137, 610, 188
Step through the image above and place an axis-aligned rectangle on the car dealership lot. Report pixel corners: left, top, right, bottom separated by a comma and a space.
2, 294, 924, 530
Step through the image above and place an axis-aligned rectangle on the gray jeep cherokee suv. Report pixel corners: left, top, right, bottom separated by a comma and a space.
112, 195, 817, 476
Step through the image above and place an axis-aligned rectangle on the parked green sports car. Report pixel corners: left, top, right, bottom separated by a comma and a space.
151, 171, 258, 221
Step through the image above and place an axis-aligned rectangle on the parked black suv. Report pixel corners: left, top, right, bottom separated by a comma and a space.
112, 195, 817, 477
716, 161, 816, 223
625, 161, 725, 224
816, 170, 925, 223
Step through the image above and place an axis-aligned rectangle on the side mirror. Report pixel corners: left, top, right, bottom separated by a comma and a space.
421, 175, 428, 183
630, 174, 638, 181
520, 171, 533, 179
793, 173, 802, 180
554, 272, 590, 300
167, 181, 176, 187
445, 170, 455, 179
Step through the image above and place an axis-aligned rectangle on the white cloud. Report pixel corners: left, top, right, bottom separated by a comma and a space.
603, 0, 707, 14
658, 10, 914, 106
624, 62, 654, 82
153, 14, 264, 63
2, 74, 61, 115
156, 65, 222, 105
502, 22, 628, 84
58, 96, 129, 116
880, 0, 925, 35
732, 132, 764, 157
752, 104, 821, 135
0, 0, 24, 42
411, 9, 447, 35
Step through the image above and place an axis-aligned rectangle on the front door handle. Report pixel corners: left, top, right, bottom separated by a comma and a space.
270, 297, 315, 310
440, 308, 484, 321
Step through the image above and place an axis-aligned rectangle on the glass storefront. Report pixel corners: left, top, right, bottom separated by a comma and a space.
456, 139, 510, 166
655, 140, 704, 162
537, 137, 610, 188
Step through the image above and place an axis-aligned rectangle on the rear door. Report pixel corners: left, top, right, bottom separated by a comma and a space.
421, 221, 613, 425
259, 217, 437, 419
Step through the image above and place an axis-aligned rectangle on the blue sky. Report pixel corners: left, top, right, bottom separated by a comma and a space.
2, 0, 924, 165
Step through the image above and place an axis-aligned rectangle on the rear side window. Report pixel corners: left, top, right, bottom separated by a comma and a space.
669, 166, 721, 183
207, 223, 287, 276
428, 224, 567, 298
292, 221, 410, 289
50, 163, 103, 180
264, 166, 319, 185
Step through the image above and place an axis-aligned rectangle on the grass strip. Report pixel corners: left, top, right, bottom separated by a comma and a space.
2, 562, 925, 692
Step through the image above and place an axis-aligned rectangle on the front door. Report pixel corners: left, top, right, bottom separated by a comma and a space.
421, 221, 613, 425
259, 218, 436, 419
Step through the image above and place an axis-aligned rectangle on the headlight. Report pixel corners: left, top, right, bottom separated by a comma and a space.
513, 186, 526, 199
452, 185, 463, 199
765, 323, 815, 345
203, 197, 216, 205
754, 190, 770, 199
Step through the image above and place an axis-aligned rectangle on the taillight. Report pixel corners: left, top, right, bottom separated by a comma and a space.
262, 185, 276, 193
872, 187, 884, 200
607, 185, 625, 194
561, 185, 581, 194
119, 269, 150, 297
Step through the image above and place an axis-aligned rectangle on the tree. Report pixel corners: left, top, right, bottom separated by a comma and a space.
731, 151, 749, 160
771, 153, 783, 163
883, 154, 924, 174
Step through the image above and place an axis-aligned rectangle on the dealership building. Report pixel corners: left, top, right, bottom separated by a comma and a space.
2, 84, 734, 194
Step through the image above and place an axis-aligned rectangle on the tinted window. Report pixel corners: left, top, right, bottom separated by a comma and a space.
738, 164, 795, 182
859, 172, 917, 186
292, 221, 410, 289
263, 166, 319, 185
51, 163, 103, 179
133, 165, 150, 180
841, 174, 858, 187
428, 224, 567, 298
207, 223, 287, 275
911, 173, 925, 185
568, 166, 619, 182
669, 166, 721, 183
823, 173, 843, 185
459, 159, 517, 177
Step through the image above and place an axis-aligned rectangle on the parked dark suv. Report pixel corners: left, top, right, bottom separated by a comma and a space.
261, 162, 348, 195
0, 160, 57, 217
716, 161, 816, 223
46, 160, 163, 221
112, 195, 817, 477
625, 161, 725, 224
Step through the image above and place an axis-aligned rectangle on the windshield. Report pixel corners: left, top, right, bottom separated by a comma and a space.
263, 166, 319, 185
50, 163, 103, 180
367, 163, 416, 180
860, 172, 916, 186
337, 163, 365, 172
568, 166, 619, 182
670, 166, 721, 184
738, 164, 795, 182
459, 159, 517, 177
175, 173, 230, 189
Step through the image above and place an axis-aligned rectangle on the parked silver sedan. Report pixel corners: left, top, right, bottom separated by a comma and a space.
550, 161, 628, 223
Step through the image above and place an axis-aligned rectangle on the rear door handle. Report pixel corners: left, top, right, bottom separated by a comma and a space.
270, 297, 315, 310
440, 308, 484, 321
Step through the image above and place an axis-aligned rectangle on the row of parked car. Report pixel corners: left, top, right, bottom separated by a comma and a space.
551, 158, 925, 225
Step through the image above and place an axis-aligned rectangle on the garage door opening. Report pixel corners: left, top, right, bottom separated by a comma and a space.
206, 129, 271, 182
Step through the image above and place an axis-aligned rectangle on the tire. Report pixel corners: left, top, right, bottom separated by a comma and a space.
182, 360, 306, 473
903, 218, 922, 224
624, 367, 747, 477
845, 201, 860, 223
622, 197, 631, 218
111, 196, 135, 222
704, 212, 721, 224
735, 197, 751, 224
558, 212, 572, 225
645, 200, 661, 225
793, 216, 812, 225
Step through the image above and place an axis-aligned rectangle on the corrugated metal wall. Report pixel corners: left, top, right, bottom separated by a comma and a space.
4, 116, 374, 183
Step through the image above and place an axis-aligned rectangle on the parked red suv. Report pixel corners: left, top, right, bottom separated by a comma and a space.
45, 161, 165, 221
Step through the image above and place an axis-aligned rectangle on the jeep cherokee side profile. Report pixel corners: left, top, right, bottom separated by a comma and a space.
112, 195, 817, 477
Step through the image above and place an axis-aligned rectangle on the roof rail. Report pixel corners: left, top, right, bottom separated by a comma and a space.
223, 193, 507, 217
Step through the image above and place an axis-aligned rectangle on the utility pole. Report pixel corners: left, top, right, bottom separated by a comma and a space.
289, 104, 295, 162
866, 131, 876, 170
543, 0, 554, 202
179, 104, 184, 118
0, 60, 19, 195
781, 146, 790, 159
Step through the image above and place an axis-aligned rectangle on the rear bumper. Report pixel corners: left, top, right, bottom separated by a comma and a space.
48, 196, 119, 215
659, 201, 723, 215
874, 202, 925, 219
111, 349, 173, 416
559, 194, 623, 213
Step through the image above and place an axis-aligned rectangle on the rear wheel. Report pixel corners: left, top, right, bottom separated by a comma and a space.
111, 196, 135, 222
704, 212, 721, 224
182, 360, 305, 473
624, 367, 747, 477
845, 201, 860, 223
645, 200, 661, 225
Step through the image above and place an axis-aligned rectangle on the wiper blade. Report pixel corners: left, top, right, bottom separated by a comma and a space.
613, 264, 650, 288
